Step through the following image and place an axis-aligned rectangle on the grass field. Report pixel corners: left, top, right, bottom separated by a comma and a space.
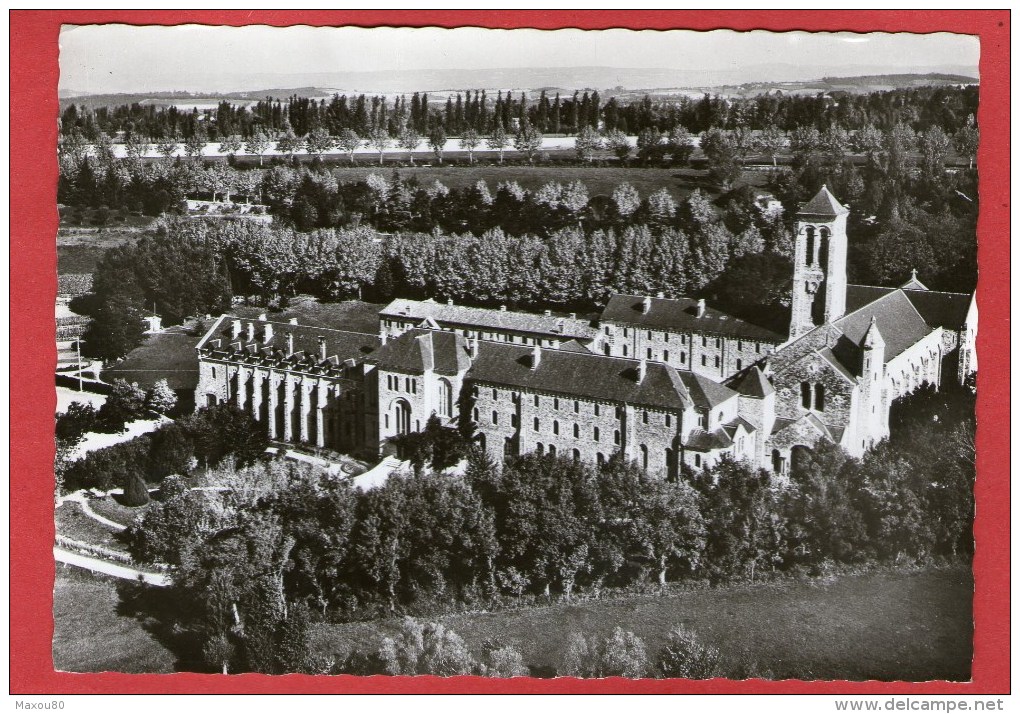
57, 223, 156, 275
52, 567, 177, 673
54, 502, 127, 552
310, 566, 973, 681
88, 494, 149, 528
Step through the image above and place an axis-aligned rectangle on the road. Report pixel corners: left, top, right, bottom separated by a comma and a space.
54, 546, 169, 586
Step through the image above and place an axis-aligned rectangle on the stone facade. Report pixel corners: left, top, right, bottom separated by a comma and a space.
193, 187, 977, 477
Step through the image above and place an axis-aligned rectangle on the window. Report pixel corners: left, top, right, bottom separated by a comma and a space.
640, 444, 648, 469
805, 226, 815, 265
694, 454, 702, 467
211, 367, 217, 379
681, 334, 687, 345
623, 345, 629, 357
716, 338, 721, 348
386, 375, 392, 390
664, 350, 670, 362
573, 423, 580, 438
554, 398, 560, 410
701, 355, 707, 367
665, 414, 671, 427
647, 348, 653, 359
604, 345, 612, 356
642, 411, 649, 424
534, 394, 540, 407
597, 453, 605, 466
738, 340, 743, 350
736, 359, 742, 371
664, 333, 670, 343
553, 420, 560, 435
405, 377, 411, 392
647, 331, 653, 340
534, 417, 540, 431
537, 442, 546, 455
511, 414, 518, 428
702, 336, 707, 347
615, 406, 622, 419
492, 388, 498, 400
438, 378, 453, 417
473, 408, 479, 422
594, 404, 600, 417
572, 448, 580, 462
681, 352, 686, 365
574, 400, 579, 413
756, 343, 762, 354
714, 356, 720, 368
801, 382, 812, 409
814, 384, 825, 411
623, 328, 629, 338
697, 413, 705, 428
411, 380, 417, 395
614, 430, 621, 445
492, 410, 499, 425
549, 445, 557, 457
593, 427, 600, 442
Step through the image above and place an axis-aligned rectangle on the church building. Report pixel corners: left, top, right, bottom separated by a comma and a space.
194, 187, 976, 476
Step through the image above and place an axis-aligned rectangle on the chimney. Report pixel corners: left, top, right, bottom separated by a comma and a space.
470, 337, 479, 360
551, 339, 560, 350
569, 313, 576, 320
447, 298, 454, 306
544, 310, 552, 317
263, 324, 274, 344
637, 358, 647, 384
257, 313, 267, 321
642, 296, 652, 314
231, 319, 242, 340
696, 299, 706, 318
318, 336, 327, 361
657, 291, 665, 299
246, 322, 255, 342
531, 345, 541, 370
379, 327, 388, 345
288, 317, 298, 325
286, 332, 295, 356
500, 305, 507, 312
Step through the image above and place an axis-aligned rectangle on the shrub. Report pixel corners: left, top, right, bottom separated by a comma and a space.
481, 639, 529, 678
378, 617, 476, 676
654, 626, 722, 679
145, 378, 178, 415
55, 402, 99, 446
123, 473, 151, 507
561, 627, 649, 678
96, 379, 148, 432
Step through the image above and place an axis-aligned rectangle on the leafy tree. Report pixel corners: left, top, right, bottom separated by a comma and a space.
145, 378, 177, 415
275, 129, 301, 159
755, 124, 786, 167
655, 626, 722, 679
605, 129, 632, 163
367, 125, 391, 166
244, 132, 271, 166
336, 128, 361, 165
481, 640, 529, 677
98, 379, 148, 429
304, 127, 334, 159
487, 125, 509, 164
427, 125, 447, 164
55, 402, 99, 447
953, 117, 979, 169
574, 125, 603, 163
611, 183, 641, 218
852, 124, 885, 156
700, 129, 741, 187
919, 126, 952, 180
513, 119, 543, 164
124, 132, 150, 162
378, 618, 476, 675
666, 125, 695, 166
397, 126, 422, 165
184, 130, 206, 161
154, 135, 180, 160
459, 129, 480, 164
81, 294, 145, 361
219, 135, 243, 158
561, 628, 649, 678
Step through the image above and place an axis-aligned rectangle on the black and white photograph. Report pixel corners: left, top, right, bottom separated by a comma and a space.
52, 22, 979, 681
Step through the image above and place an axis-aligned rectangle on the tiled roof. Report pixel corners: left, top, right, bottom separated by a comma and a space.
468, 343, 692, 411
380, 298, 598, 340
197, 315, 380, 368
371, 329, 471, 376
600, 294, 784, 342
796, 186, 849, 219
834, 290, 932, 362
725, 365, 774, 398
680, 371, 739, 410
685, 428, 734, 452
846, 285, 972, 331
818, 347, 857, 383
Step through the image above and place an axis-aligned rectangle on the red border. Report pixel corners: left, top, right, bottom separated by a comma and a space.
11, 10, 1009, 694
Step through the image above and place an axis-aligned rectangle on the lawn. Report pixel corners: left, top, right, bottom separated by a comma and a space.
88, 494, 150, 528
52, 566, 177, 674
56, 222, 155, 275
310, 566, 973, 681
54, 501, 127, 552
310, 164, 717, 202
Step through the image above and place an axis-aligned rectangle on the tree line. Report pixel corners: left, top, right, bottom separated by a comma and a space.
59, 85, 977, 142
115, 379, 973, 674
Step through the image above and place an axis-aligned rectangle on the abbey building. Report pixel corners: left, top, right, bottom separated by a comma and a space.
194, 187, 976, 476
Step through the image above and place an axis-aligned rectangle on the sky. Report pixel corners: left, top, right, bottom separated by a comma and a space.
58, 24, 980, 94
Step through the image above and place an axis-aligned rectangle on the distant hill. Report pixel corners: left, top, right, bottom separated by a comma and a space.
59, 68, 979, 110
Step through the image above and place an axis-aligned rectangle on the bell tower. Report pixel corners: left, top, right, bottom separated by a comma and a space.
789, 185, 850, 341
